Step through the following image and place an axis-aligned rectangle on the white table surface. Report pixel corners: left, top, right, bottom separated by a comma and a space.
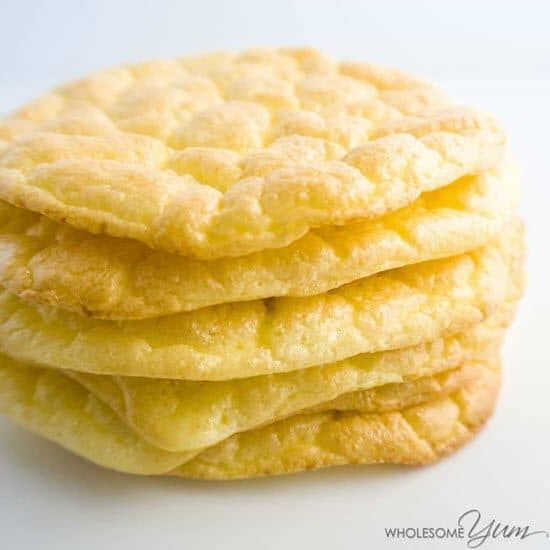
1, 3, 549, 549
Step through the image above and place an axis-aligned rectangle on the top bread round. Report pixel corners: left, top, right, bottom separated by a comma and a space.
0, 48, 506, 259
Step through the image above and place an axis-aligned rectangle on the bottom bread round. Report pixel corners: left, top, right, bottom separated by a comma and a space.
0, 354, 500, 480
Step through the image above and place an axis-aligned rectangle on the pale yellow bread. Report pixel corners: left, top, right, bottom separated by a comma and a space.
0, 357, 195, 473
0, 223, 523, 380
0, 354, 500, 477
67, 311, 510, 452
303, 361, 492, 415
176, 361, 501, 479
0, 165, 518, 319
0, 48, 505, 259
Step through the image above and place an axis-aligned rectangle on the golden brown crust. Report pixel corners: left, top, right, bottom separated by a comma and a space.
0, 224, 523, 380
0, 351, 500, 478
65, 313, 509, 452
304, 361, 495, 414
0, 165, 518, 319
175, 363, 500, 479
0, 49, 505, 259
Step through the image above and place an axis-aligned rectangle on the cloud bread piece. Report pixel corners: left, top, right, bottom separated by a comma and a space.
0, 356, 194, 474
0, 354, 500, 477
0, 223, 522, 380
176, 360, 501, 479
0, 48, 505, 259
66, 312, 510, 452
0, 164, 518, 319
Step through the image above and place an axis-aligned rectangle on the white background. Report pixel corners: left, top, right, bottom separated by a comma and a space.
0, 1, 549, 549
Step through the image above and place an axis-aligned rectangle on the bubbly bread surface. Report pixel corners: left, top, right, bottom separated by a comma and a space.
0, 352, 500, 478
67, 313, 508, 452
176, 361, 500, 479
0, 165, 517, 319
0, 49, 506, 259
0, 49, 524, 481
0, 224, 522, 380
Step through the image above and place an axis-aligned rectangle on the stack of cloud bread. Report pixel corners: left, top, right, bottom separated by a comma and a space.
0, 48, 523, 480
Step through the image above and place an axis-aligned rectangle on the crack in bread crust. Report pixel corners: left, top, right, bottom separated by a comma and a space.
0, 49, 506, 259
0, 164, 518, 319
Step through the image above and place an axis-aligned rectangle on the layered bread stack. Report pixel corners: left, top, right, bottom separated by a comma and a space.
0, 48, 523, 479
